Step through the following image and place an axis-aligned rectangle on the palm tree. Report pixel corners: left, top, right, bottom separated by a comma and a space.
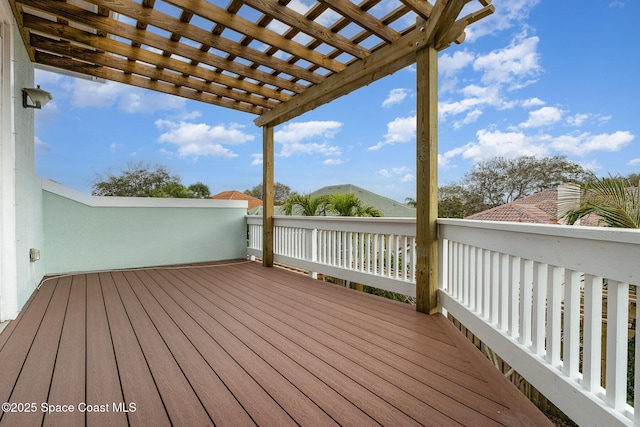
328, 193, 383, 217
281, 193, 331, 216
561, 176, 640, 228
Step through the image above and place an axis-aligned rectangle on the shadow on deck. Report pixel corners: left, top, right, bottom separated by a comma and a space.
0, 260, 551, 426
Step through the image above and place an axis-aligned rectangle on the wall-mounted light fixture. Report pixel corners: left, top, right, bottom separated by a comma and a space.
22, 85, 52, 109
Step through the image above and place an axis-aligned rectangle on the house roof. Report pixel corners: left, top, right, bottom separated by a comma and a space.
466, 190, 559, 224
312, 184, 416, 218
248, 184, 415, 217
9, 0, 493, 127
466, 189, 602, 226
212, 190, 263, 210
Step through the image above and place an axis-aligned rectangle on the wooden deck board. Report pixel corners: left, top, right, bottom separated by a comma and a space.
200, 266, 510, 424
0, 260, 552, 427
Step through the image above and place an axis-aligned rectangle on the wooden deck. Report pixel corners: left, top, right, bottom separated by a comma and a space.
0, 260, 551, 426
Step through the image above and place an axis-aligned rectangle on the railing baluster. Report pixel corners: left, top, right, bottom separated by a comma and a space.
448, 241, 456, 298
490, 251, 499, 324
582, 274, 603, 392
498, 253, 509, 330
531, 262, 547, 355
563, 269, 581, 379
359, 232, 365, 272
508, 256, 520, 339
482, 249, 491, 319
463, 245, 470, 307
519, 259, 533, 347
546, 265, 562, 367
606, 280, 629, 410
469, 246, 476, 310
373, 233, 377, 274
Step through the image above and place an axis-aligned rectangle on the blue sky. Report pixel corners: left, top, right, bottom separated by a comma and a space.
34, 0, 639, 202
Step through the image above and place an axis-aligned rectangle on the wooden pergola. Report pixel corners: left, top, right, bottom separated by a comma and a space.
9, 0, 494, 313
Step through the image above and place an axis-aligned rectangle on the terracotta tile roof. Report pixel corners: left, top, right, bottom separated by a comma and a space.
466, 190, 559, 224
212, 191, 263, 210
465, 189, 605, 226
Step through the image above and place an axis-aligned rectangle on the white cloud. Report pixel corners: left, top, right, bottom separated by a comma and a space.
578, 160, 601, 172
551, 131, 634, 156
323, 158, 344, 165
382, 88, 410, 107
439, 50, 475, 77
629, 158, 640, 165
566, 113, 611, 127
400, 174, 415, 183
522, 97, 545, 107
471, 129, 549, 160
369, 115, 415, 150
519, 106, 565, 129
580, 131, 634, 153
35, 69, 64, 86
109, 143, 122, 153
119, 92, 185, 114
566, 113, 590, 127
474, 34, 541, 89
72, 80, 125, 108
71, 79, 185, 113
437, 30, 544, 128
275, 121, 341, 143
454, 109, 483, 129
378, 166, 414, 183
35, 136, 49, 151
465, 1, 541, 41
251, 153, 263, 166
443, 128, 635, 166
155, 120, 255, 159
274, 121, 343, 158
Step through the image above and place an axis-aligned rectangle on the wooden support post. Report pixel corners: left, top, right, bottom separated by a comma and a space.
415, 42, 439, 314
262, 125, 274, 267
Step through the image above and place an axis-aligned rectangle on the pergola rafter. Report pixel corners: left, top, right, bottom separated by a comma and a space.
9, 0, 494, 312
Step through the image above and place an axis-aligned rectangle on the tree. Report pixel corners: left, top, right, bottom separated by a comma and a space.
188, 182, 211, 198
91, 162, 209, 198
438, 184, 487, 218
244, 182, 294, 204
282, 192, 383, 217
464, 156, 593, 209
282, 193, 331, 216
405, 197, 417, 207
626, 173, 640, 187
562, 175, 640, 228
328, 193, 382, 217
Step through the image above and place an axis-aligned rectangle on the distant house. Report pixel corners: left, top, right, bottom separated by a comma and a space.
466, 184, 600, 226
466, 190, 559, 224
312, 184, 416, 218
249, 184, 416, 217
212, 190, 263, 211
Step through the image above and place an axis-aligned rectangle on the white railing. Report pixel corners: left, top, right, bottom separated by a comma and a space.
247, 215, 416, 297
439, 219, 640, 427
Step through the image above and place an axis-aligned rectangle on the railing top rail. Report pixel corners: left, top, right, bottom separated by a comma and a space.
438, 218, 640, 245
247, 215, 416, 234
438, 218, 640, 284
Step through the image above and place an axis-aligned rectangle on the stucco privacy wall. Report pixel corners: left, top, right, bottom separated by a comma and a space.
42, 181, 248, 275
